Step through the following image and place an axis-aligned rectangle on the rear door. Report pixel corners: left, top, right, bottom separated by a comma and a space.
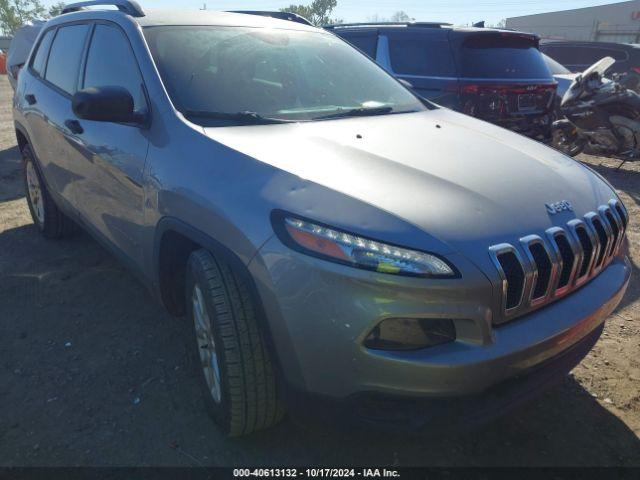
378, 29, 458, 106
66, 21, 150, 266
23, 23, 91, 208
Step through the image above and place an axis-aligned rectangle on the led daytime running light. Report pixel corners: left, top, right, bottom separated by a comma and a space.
283, 216, 455, 277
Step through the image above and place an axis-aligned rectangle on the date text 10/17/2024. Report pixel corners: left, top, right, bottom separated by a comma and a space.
233, 469, 401, 478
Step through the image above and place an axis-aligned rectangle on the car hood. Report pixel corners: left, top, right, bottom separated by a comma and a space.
203, 109, 617, 267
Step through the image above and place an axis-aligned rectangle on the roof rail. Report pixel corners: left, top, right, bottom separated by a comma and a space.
228, 11, 313, 26
324, 21, 452, 29
61, 0, 145, 17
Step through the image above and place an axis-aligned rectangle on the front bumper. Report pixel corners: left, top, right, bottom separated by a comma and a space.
290, 321, 604, 431
251, 236, 630, 400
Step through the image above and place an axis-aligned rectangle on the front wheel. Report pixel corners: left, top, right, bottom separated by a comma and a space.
185, 249, 284, 436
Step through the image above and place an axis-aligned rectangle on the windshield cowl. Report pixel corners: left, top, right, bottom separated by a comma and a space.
182, 110, 295, 125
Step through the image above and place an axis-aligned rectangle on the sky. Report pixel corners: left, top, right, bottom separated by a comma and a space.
41, 0, 637, 26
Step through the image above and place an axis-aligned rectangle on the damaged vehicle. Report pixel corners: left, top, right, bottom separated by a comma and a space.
13, 0, 631, 436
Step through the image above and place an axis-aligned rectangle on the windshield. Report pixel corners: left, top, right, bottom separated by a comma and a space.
143, 26, 427, 125
457, 34, 552, 79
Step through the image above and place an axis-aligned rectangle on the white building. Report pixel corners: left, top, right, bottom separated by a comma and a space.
506, 0, 640, 43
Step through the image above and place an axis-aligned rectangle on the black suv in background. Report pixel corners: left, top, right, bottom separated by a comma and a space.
327, 23, 557, 140
540, 40, 640, 75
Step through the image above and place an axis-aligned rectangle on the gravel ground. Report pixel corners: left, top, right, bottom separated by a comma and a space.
0, 76, 639, 467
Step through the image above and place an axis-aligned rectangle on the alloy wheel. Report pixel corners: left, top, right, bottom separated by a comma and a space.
26, 160, 44, 225
192, 284, 222, 403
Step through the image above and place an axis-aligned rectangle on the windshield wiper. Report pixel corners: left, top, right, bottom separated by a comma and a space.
182, 110, 293, 124
312, 106, 397, 120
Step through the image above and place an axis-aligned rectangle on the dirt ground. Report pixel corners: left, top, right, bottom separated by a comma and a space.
0, 75, 639, 467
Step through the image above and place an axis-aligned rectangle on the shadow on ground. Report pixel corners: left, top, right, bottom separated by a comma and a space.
0, 145, 22, 202
589, 161, 640, 208
1, 222, 639, 466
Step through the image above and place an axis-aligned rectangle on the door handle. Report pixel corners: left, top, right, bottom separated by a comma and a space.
65, 119, 84, 135
25, 94, 37, 105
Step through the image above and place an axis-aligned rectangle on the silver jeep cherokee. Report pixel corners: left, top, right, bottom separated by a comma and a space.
13, 0, 631, 436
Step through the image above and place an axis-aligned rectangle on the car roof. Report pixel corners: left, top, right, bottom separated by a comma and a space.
51, 8, 320, 32
325, 22, 452, 30
326, 23, 522, 35
328, 23, 539, 41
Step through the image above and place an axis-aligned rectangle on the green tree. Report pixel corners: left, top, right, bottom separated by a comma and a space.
0, 0, 46, 34
281, 0, 340, 26
47, 1, 66, 17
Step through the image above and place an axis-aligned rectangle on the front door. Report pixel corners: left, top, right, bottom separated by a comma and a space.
63, 22, 150, 266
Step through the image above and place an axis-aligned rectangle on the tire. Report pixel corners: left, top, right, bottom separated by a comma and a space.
185, 248, 284, 436
22, 144, 73, 238
551, 127, 585, 157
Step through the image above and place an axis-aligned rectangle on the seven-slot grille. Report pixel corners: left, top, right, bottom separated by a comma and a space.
489, 199, 628, 318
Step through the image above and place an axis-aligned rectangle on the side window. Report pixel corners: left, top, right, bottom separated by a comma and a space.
31, 29, 55, 76
83, 24, 146, 111
45, 24, 90, 94
340, 31, 377, 58
386, 31, 455, 77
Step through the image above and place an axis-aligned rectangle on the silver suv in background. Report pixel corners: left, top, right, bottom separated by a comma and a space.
13, 1, 631, 436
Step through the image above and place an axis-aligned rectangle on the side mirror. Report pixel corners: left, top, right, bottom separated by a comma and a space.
72, 86, 146, 125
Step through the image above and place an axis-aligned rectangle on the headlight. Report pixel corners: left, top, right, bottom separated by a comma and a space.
273, 213, 457, 278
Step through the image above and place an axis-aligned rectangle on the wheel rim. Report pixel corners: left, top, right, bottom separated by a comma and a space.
552, 130, 580, 156
25, 160, 44, 225
192, 284, 222, 403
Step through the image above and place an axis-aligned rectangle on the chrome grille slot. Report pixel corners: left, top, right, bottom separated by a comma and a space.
489, 244, 526, 314
497, 252, 525, 310
614, 203, 628, 231
590, 216, 609, 269
608, 199, 627, 254
529, 243, 552, 299
574, 224, 593, 279
603, 209, 620, 257
489, 199, 627, 321
554, 233, 576, 290
521, 234, 554, 303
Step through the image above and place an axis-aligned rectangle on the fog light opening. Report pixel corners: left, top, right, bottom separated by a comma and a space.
364, 318, 456, 351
